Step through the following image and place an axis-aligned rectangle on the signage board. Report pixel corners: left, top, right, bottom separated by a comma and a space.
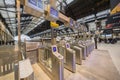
50, 22, 59, 28
53, 47, 57, 52
50, 7, 58, 19
23, 0, 43, 17
28, 0, 43, 11
52, 45, 58, 53
45, 5, 59, 21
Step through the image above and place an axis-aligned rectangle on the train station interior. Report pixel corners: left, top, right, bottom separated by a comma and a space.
0, 0, 120, 80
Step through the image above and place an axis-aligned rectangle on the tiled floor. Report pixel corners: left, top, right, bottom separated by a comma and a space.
98, 41, 120, 75
1, 42, 120, 80
64, 49, 120, 80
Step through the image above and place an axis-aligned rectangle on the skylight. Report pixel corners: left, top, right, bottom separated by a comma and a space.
66, 0, 74, 4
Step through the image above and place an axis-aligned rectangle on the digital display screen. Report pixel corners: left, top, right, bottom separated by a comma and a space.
53, 47, 57, 52
50, 7, 58, 19
38, 0, 43, 9
28, 0, 37, 6
28, 0, 43, 10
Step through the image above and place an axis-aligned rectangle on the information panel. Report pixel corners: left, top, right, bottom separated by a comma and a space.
53, 47, 57, 52
28, 0, 43, 11
52, 45, 58, 53
50, 7, 58, 19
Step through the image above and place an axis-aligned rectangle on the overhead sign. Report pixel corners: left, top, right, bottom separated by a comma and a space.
50, 21, 59, 28
28, 0, 43, 11
23, 0, 44, 17
45, 5, 59, 21
50, 7, 58, 19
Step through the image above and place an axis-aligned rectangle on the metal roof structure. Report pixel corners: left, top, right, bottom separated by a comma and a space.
0, 0, 73, 36
0, 0, 110, 37
65, 0, 110, 20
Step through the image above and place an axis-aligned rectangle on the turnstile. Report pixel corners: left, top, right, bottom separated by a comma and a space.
65, 48, 76, 73
38, 47, 64, 80
71, 41, 95, 60
71, 46, 82, 65
77, 44, 87, 60
58, 44, 76, 73
52, 53, 64, 80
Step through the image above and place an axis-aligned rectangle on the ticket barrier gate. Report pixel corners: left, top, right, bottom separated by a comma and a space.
57, 46, 66, 63
83, 44, 91, 57
65, 48, 76, 73
76, 44, 87, 60
38, 46, 64, 80
72, 41, 95, 60
58, 44, 76, 73
85, 42, 95, 55
89, 43, 95, 53
70, 46, 82, 65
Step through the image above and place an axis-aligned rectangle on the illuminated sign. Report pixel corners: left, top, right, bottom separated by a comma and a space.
28, 0, 37, 6
28, 0, 43, 11
50, 22, 59, 28
38, 0, 43, 9
50, 7, 58, 19
23, 0, 44, 17
53, 47, 57, 52
52, 45, 58, 53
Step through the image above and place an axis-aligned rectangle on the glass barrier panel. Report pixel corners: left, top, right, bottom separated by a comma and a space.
0, 45, 19, 80
38, 47, 52, 72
